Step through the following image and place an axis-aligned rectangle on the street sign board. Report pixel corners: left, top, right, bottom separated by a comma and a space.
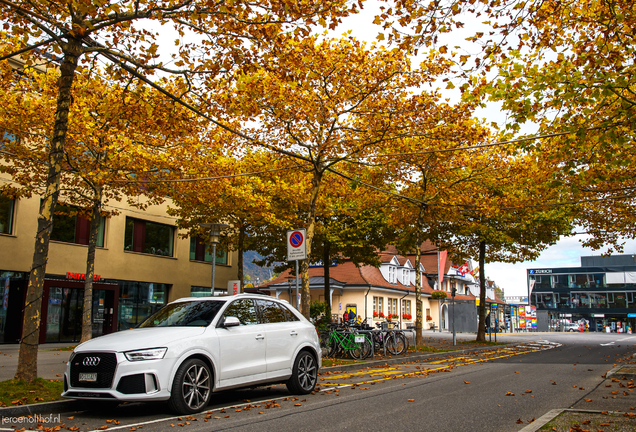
227, 280, 240, 295
287, 229, 307, 261
628, 314, 636, 318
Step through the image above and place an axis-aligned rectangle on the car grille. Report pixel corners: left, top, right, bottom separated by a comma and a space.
116, 374, 146, 394
70, 352, 118, 388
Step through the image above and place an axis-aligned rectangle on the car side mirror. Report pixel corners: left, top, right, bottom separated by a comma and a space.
222, 316, 241, 328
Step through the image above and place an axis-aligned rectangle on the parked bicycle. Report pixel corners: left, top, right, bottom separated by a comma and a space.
322, 323, 372, 360
373, 321, 408, 355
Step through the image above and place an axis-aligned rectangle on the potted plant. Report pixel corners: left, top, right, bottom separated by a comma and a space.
431, 290, 447, 300
426, 315, 433, 321
402, 313, 412, 320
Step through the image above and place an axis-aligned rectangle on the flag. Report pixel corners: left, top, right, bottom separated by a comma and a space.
458, 262, 470, 276
470, 266, 479, 277
438, 250, 448, 286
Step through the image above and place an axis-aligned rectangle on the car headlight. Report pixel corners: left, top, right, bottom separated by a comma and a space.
124, 347, 167, 361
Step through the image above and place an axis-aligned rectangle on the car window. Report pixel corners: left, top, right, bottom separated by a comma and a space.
279, 303, 300, 322
255, 300, 287, 324
138, 300, 224, 327
223, 299, 258, 325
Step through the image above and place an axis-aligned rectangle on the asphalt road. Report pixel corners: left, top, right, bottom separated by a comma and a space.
2, 332, 635, 432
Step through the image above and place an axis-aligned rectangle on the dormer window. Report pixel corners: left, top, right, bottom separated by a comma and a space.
389, 266, 396, 283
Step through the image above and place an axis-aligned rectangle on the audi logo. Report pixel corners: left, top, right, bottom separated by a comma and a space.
82, 357, 101, 366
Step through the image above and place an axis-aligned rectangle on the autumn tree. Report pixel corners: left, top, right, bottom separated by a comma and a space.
0, 0, 358, 381
381, 0, 636, 252
381, 118, 493, 345
246, 162, 398, 320
223, 34, 464, 318
430, 149, 574, 341
0, 58, 203, 344
165, 146, 306, 291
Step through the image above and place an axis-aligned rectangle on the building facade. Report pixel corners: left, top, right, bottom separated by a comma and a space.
256, 244, 494, 332
528, 255, 636, 332
0, 192, 239, 344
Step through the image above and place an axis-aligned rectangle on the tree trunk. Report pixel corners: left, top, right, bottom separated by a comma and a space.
323, 240, 331, 323
476, 240, 487, 341
300, 169, 322, 319
80, 188, 103, 344
414, 227, 423, 346
15, 40, 82, 382
237, 224, 245, 293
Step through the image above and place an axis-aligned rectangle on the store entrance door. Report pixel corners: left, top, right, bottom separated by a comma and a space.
41, 280, 119, 344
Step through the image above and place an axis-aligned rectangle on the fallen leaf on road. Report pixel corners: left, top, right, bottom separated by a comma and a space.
525, 390, 532, 393
294, 404, 302, 406
584, 398, 593, 402
408, 399, 415, 402
464, 381, 470, 384
506, 392, 515, 396
516, 418, 523, 424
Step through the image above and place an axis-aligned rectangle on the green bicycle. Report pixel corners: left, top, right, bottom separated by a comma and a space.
324, 325, 372, 360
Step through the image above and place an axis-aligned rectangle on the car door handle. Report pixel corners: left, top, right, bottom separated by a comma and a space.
255, 334, 265, 340
290, 331, 298, 336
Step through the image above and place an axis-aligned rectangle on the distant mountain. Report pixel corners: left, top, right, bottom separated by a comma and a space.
243, 251, 278, 285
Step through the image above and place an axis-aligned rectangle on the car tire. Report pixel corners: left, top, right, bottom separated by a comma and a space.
168, 358, 212, 414
286, 351, 317, 394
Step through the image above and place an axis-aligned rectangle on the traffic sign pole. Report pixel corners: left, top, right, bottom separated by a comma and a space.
287, 229, 306, 310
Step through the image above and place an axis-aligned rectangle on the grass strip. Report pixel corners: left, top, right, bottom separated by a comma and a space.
0, 378, 63, 408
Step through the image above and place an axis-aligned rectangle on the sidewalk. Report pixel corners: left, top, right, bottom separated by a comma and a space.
0, 343, 73, 382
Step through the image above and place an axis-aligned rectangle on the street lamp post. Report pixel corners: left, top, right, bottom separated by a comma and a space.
200, 222, 229, 296
451, 278, 457, 346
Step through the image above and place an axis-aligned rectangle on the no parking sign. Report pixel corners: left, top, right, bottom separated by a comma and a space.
287, 229, 307, 261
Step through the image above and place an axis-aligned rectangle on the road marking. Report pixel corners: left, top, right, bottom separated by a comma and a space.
321, 345, 545, 387
325, 368, 401, 379
601, 342, 615, 346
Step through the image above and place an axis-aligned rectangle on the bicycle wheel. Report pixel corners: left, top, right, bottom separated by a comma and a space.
360, 336, 373, 359
347, 334, 368, 360
386, 332, 407, 355
325, 334, 340, 358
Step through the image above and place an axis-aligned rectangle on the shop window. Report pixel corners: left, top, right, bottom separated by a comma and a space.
553, 275, 569, 288
530, 275, 552, 290
614, 292, 627, 308
51, 204, 105, 246
589, 292, 607, 308
557, 293, 570, 308
190, 286, 212, 297
0, 196, 14, 234
124, 217, 173, 256
189, 237, 227, 264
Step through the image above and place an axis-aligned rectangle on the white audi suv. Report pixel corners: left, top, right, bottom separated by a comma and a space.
62, 294, 321, 414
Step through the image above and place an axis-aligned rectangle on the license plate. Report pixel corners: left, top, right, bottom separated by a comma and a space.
79, 373, 97, 382
354, 336, 364, 343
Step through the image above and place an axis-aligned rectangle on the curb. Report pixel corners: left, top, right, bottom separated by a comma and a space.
0, 400, 79, 418
517, 409, 631, 432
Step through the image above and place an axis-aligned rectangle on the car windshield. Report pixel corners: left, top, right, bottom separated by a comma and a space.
138, 300, 225, 327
